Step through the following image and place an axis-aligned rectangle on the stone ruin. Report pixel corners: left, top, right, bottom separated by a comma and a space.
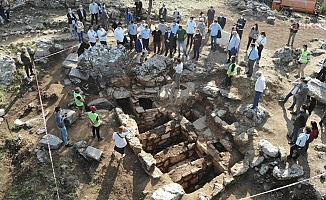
57, 43, 326, 199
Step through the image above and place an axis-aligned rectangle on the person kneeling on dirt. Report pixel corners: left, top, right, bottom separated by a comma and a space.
224, 56, 236, 88
112, 126, 130, 159
288, 126, 311, 161
77, 38, 90, 57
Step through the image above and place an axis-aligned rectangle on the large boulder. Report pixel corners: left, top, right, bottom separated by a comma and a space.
0, 53, 16, 87
307, 78, 326, 105
38, 134, 63, 149
34, 39, 63, 64
132, 54, 173, 87
258, 139, 279, 157
78, 45, 131, 85
273, 164, 304, 180
151, 183, 184, 200
239, 105, 269, 124
87, 98, 113, 110
272, 46, 294, 67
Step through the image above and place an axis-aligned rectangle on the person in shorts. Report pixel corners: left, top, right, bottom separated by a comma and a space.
112, 126, 130, 159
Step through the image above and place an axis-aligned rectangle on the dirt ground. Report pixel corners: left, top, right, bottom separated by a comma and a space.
0, 0, 326, 199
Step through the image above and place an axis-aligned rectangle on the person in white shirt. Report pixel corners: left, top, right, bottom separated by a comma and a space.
114, 23, 125, 45
186, 17, 196, 49
256, 31, 267, 64
289, 126, 311, 160
112, 126, 130, 159
89, 0, 99, 25
97, 25, 107, 45
87, 25, 97, 46
174, 58, 183, 89
252, 71, 266, 109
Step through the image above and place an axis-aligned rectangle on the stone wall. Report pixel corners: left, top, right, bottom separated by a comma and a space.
167, 158, 212, 189
154, 142, 196, 173
137, 120, 184, 153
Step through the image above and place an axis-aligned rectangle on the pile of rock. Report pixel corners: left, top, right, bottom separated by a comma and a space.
0, 53, 16, 87
77, 45, 131, 85
239, 105, 269, 125
272, 46, 301, 71
34, 39, 64, 64
231, 0, 275, 20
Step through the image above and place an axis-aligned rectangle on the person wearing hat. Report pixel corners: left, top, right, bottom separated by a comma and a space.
77, 38, 90, 57
251, 71, 265, 109
76, 20, 84, 43
88, 106, 104, 141
54, 107, 73, 147
73, 87, 85, 118
112, 126, 130, 159
159, 4, 167, 22
20, 46, 34, 81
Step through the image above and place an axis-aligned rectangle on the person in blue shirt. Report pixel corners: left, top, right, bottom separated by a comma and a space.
141, 25, 151, 50
54, 107, 73, 147
237, 14, 246, 40
209, 20, 222, 52
125, 8, 133, 26
246, 43, 259, 77
170, 21, 179, 52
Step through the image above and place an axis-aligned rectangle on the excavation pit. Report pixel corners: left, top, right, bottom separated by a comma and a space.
116, 98, 134, 115
183, 110, 202, 123
139, 98, 154, 109
213, 142, 228, 152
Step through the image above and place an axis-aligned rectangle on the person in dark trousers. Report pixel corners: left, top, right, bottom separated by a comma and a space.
152, 26, 162, 54
225, 56, 237, 87
89, 0, 99, 25
128, 20, 138, 50
287, 19, 300, 46
319, 110, 326, 128
87, 106, 104, 141
306, 96, 316, 116
112, 126, 130, 159
288, 126, 311, 161
246, 43, 259, 78
206, 6, 215, 31
237, 14, 246, 40
256, 31, 267, 64
245, 23, 259, 52
67, 8, 78, 38
192, 29, 202, 61
316, 58, 326, 82
164, 27, 175, 58
305, 121, 319, 151
0, 4, 9, 23
135, 0, 142, 21
288, 105, 309, 144
20, 46, 35, 80
217, 12, 226, 29
77, 38, 90, 57
77, 5, 87, 26
159, 4, 167, 22
291, 79, 309, 115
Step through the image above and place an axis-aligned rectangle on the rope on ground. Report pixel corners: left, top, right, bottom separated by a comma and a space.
29, 43, 79, 200
239, 172, 326, 200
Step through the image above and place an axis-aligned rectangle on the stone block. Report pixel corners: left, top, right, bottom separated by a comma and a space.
60, 109, 77, 126
259, 164, 269, 175
38, 134, 63, 149
258, 139, 279, 157
273, 164, 304, 180
278, 145, 287, 162
231, 161, 249, 177
69, 68, 90, 81
127, 136, 142, 154
250, 156, 264, 168
139, 150, 156, 172
135, 106, 145, 113
151, 183, 184, 200
193, 116, 207, 132
84, 146, 103, 161
87, 98, 112, 110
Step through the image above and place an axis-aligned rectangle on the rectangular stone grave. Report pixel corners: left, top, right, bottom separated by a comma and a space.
84, 146, 103, 161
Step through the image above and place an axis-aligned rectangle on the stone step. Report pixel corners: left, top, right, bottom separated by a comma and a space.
62, 53, 78, 69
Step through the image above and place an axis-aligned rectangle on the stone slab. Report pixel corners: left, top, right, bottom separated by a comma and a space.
69, 68, 89, 81
38, 134, 63, 150
84, 146, 103, 161
62, 60, 78, 69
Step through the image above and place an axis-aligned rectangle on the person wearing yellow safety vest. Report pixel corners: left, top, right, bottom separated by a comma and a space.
88, 106, 104, 141
73, 87, 85, 119
224, 56, 237, 88
296, 44, 310, 78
